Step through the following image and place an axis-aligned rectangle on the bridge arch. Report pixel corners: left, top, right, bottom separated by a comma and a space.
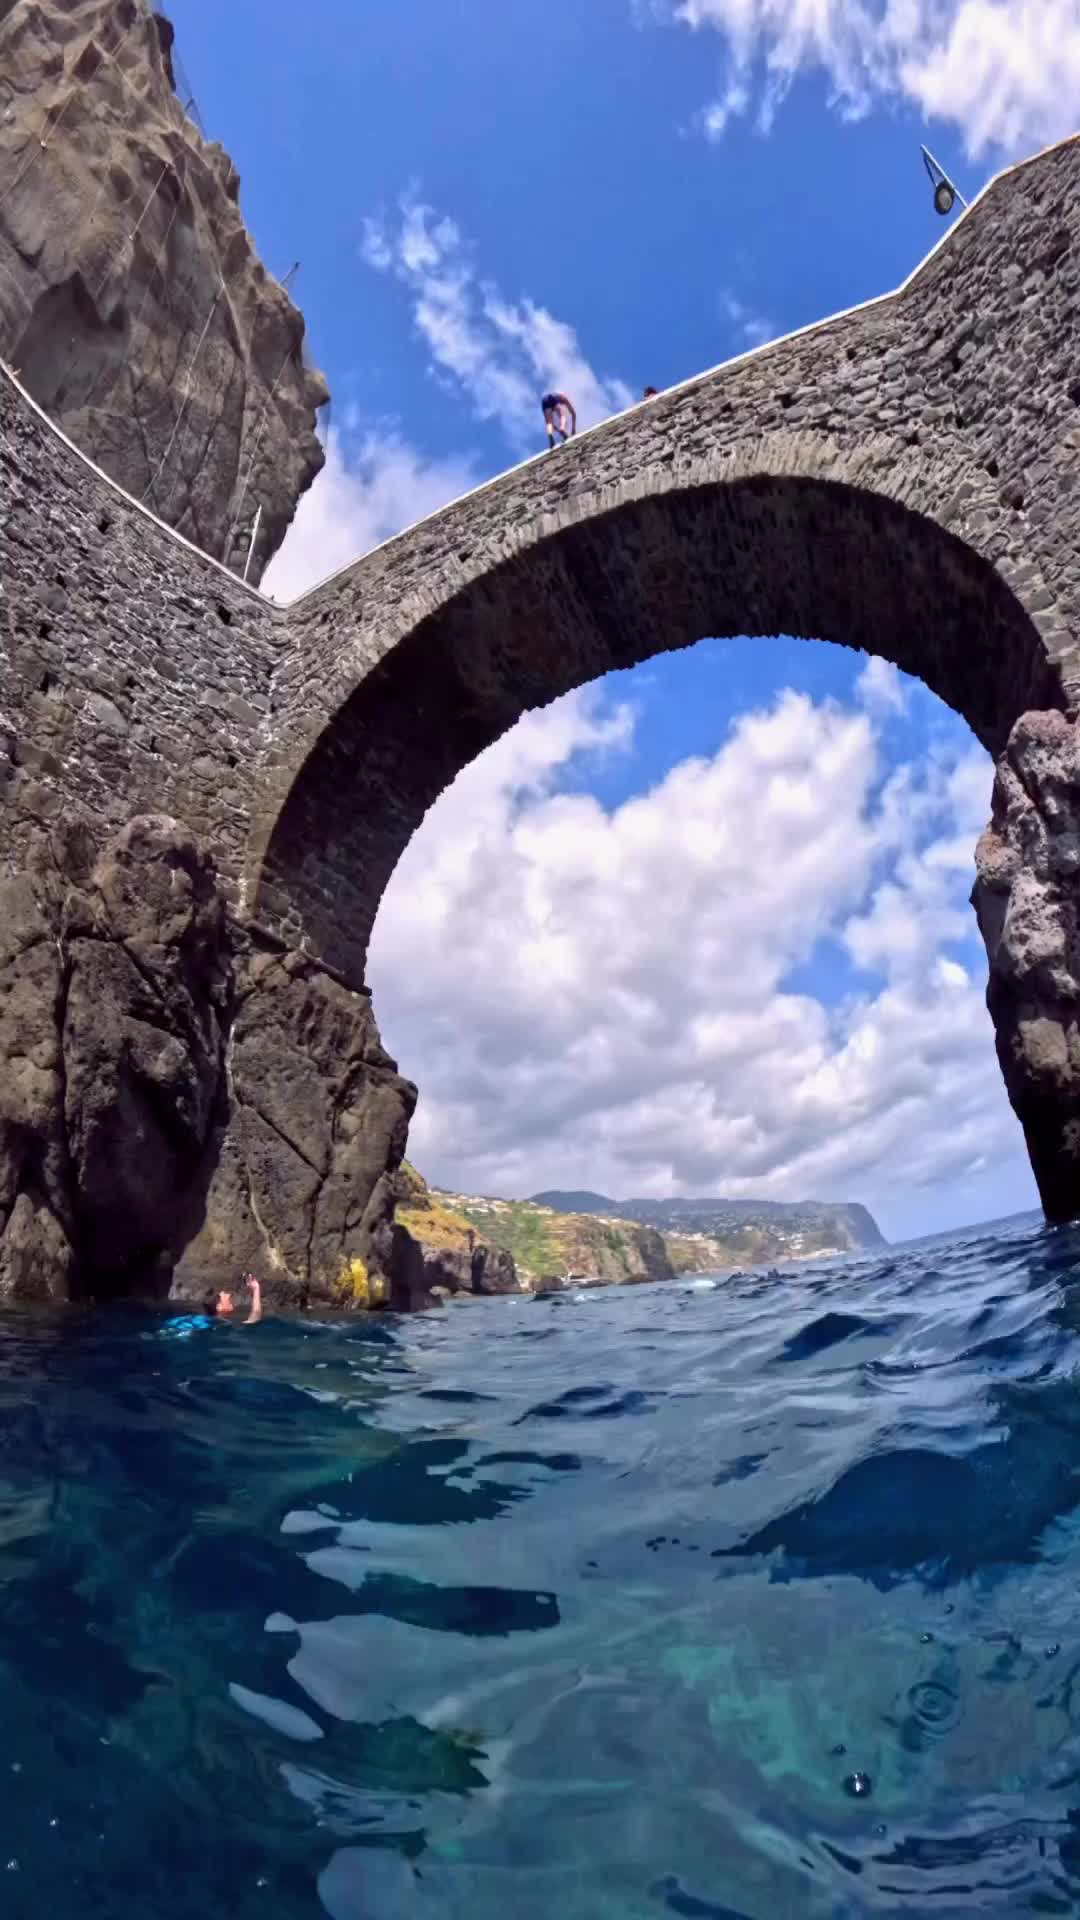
251, 131, 1080, 983
251, 456, 1056, 983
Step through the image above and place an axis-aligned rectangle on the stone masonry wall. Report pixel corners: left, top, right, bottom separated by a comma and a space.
0, 371, 282, 905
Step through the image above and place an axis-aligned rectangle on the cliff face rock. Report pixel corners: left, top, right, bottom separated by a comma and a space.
0, 0, 327, 580
576, 1220, 671, 1286
391, 1165, 520, 1309
0, 815, 414, 1304
973, 710, 1080, 1222
173, 945, 415, 1310
0, 813, 228, 1298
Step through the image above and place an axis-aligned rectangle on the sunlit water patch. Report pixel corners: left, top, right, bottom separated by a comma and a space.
7, 1213, 1080, 1914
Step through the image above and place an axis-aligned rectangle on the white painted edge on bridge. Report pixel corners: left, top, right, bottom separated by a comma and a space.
0, 131, 1075, 616
283, 128, 1080, 609
0, 359, 272, 610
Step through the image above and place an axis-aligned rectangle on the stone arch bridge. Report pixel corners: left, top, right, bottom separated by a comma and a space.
3, 132, 1080, 1304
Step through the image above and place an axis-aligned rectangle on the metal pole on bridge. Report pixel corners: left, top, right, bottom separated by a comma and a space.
920, 145, 968, 215
242, 503, 263, 584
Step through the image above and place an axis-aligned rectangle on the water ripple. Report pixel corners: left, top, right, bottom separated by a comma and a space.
4, 1208, 1080, 1915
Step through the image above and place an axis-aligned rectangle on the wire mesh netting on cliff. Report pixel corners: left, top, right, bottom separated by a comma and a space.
168, 46, 207, 137
0, 1, 326, 588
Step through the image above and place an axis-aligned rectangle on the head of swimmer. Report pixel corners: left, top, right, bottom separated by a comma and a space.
203, 1274, 260, 1317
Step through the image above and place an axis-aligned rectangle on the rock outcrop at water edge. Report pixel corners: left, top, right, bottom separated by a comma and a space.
0, 815, 414, 1305
974, 709, 1080, 1222
391, 1164, 520, 1309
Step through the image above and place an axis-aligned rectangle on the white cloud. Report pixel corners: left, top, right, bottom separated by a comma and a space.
720, 288, 775, 349
362, 195, 634, 447
263, 427, 477, 601
663, 0, 1080, 157
368, 675, 1033, 1238
856, 653, 908, 716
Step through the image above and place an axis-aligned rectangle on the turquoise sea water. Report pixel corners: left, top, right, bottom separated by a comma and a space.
7, 1211, 1080, 1915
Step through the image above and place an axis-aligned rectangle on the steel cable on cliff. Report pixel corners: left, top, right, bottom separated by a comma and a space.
77, 54, 175, 300
169, 47, 207, 138
135, 131, 244, 512
81, 148, 184, 389
0, 0, 147, 211
77, 155, 187, 416
100, 159, 173, 295
24, 0, 190, 405
141, 277, 224, 506
52, 139, 176, 402
66, 0, 192, 306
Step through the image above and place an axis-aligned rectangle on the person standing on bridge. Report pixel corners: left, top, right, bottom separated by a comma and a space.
541, 391, 576, 450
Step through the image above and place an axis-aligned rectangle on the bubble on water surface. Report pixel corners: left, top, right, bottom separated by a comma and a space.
907, 1679, 961, 1735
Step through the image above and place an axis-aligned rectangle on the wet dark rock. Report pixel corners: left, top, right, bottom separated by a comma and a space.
973, 710, 1080, 1221
174, 942, 414, 1310
63, 815, 228, 1287
403, 1239, 518, 1300
0, 816, 414, 1307
0, 813, 225, 1298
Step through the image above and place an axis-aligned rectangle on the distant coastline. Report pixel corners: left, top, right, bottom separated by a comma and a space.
392, 1166, 885, 1306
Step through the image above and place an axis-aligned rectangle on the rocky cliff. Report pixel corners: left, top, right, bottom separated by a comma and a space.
447, 1192, 675, 1290
391, 1165, 519, 1308
0, 0, 327, 580
0, 814, 414, 1307
973, 710, 1080, 1222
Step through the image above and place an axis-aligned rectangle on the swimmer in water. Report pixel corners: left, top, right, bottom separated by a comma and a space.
204, 1275, 263, 1324
157, 1276, 264, 1339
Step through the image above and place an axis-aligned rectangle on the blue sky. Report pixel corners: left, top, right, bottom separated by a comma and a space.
167, 0, 1075, 1238
169, 0, 977, 473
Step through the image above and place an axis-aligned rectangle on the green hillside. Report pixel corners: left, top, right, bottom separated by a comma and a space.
442, 1191, 672, 1287
394, 1171, 874, 1299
